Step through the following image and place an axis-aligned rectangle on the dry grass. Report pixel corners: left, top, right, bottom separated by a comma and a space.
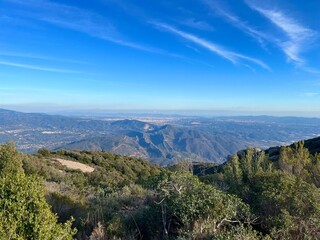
53, 158, 95, 173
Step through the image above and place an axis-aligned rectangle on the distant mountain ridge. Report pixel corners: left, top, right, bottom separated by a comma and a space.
61, 124, 247, 165
0, 108, 240, 164
1, 108, 320, 165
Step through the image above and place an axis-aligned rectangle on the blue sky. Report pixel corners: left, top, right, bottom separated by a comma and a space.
0, 0, 320, 116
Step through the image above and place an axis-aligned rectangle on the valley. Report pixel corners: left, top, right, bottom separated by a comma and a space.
1, 108, 320, 165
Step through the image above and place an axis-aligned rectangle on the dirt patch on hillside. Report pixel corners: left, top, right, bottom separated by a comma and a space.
53, 158, 94, 173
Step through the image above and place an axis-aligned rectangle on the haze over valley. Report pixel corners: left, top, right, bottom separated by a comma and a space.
1, 108, 320, 165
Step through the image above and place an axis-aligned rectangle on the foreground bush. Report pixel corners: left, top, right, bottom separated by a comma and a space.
0, 143, 76, 239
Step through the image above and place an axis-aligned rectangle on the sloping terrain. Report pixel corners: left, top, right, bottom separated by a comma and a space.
1, 108, 320, 165
3, 135, 319, 239
53, 158, 95, 173
61, 125, 247, 165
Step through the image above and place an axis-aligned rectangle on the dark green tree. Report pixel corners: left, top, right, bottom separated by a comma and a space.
152, 172, 258, 239
0, 142, 23, 176
250, 172, 320, 239
0, 143, 76, 239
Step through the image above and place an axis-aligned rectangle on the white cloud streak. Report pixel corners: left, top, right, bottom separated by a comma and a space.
0, 60, 81, 73
202, 0, 271, 47
4, 0, 181, 58
178, 18, 215, 31
153, 22, 271, 71
246, 2, 316, 64
203, 0, 316, 67
0, 51, 87, 64
302, 92, 319, 97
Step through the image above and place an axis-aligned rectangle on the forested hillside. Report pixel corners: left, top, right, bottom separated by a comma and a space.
0, 137, 319, 239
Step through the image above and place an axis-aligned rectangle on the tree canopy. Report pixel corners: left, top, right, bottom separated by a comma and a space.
0, 143, 76, 239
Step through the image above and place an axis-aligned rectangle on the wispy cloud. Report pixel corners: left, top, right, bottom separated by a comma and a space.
246, 2, 316, 65
4, 0, 180, 57
5, 0, 128, 47
152, 22, 271, 71
302, 92, 319, 97
0, 51, 87, 64
202, 0, 271, 47
203, 0, 317, 68
0, 60, 80, 73
177, 18, 215, 31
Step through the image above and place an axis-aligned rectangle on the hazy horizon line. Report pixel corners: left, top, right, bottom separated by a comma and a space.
1, 105, 320, 118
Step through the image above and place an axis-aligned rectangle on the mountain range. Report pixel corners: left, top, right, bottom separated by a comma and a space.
1, 108, 320, 165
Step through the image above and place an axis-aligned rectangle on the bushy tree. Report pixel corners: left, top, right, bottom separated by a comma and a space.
152, 172, 257, 239
0, 142, 23, 176
249, 172, 320, 239
278, 141, 311, 176
309, 153, 320, 187
0, 143, 76, 239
